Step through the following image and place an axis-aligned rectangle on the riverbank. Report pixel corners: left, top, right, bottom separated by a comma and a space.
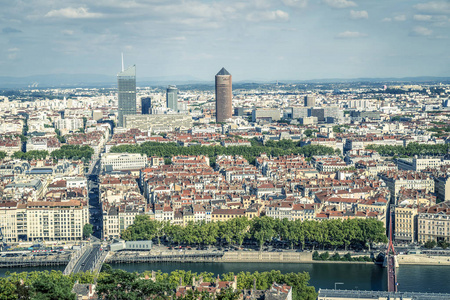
106, 250, 374, 264
398, 254, 450, 266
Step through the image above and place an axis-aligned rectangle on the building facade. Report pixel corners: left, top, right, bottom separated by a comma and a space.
435, 175, 450, 203
123, 114, 193, 132
141, 97, 151, 115
101, 153, 148, 171
0, 200, 89, 242
417, 202, 450, 243
394, 204, 418, 243
166, 85, 178, 111
215, 68, 232, 123
304, 95, 315, 107
117, 65, 136, 127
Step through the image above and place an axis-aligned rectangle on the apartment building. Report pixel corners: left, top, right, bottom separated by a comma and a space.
397, 156, 449, 171
103, 205, 145, 240
0, 200, 89, 242
435, 175, 450, 203
417, 202, 450, 243
379, 171, 435, 204
394, 204, 418, 243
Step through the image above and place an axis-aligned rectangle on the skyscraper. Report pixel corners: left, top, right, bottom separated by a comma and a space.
117, 65, 136, 127
166, 85, 178, 111
304, 95, 316, 107
215, 67, 232, 123
141, 97, 151, 115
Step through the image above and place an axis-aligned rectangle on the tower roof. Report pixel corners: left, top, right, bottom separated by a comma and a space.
118, 65, 136, 77
216, 67, 230, 76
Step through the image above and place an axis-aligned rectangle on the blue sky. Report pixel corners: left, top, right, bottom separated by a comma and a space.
1, 0, 450, 81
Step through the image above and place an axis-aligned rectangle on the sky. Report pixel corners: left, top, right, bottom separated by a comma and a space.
1, 0, 450, 81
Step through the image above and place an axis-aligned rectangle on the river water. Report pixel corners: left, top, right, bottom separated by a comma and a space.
1, 262, 449, 294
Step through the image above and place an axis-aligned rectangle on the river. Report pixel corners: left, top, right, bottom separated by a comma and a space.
1, 262, 449, 294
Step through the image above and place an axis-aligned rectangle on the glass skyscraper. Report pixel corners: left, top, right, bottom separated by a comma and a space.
166, 85, 178, 111
141, 97, 152, 115
117, 65, 136, 127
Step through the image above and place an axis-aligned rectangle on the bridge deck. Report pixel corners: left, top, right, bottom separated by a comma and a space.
387, 256, 397, 292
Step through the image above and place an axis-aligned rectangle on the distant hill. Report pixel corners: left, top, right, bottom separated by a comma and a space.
0, 74, 449, 89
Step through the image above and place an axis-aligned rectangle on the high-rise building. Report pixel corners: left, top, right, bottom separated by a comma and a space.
141, 97, 152, 115
215, 67, 232, 123
304, 95, 316, 107
166, 85, 178, 111
117, 65, 136, 127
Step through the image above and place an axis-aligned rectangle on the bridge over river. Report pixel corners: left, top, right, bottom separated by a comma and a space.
63, 243, 108, 275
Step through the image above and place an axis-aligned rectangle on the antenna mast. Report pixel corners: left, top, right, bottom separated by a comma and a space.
121, 53, 124, 72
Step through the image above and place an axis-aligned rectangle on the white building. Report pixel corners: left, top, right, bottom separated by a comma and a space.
101, 153, 148, 171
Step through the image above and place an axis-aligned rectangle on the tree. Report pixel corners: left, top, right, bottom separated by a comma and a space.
424, 240, 437, 249
250, 217, 275, 250
96, 269, 175, 300
0, 151, 7, 160
0, 277, 17, 300
438, 240, 449, 250
303, 129, 313, 137
83, 224, 93, 239
216, 288, 241, 300
30, 272, 76, 300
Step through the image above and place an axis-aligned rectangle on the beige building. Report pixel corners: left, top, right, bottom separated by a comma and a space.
124, 114, 193, 132
0, 202, 18, 242
380, 171, 435, 203
103, 206, 143, 240
417, 201, 450, 243
394, 204, 418, 243
0, 200, 89, 242
26, 200, 89, 241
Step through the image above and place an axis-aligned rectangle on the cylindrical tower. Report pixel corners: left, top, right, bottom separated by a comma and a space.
215, 68, 232, 123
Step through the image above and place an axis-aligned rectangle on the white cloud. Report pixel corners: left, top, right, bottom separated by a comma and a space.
414, 1, 450, 14
413, 14, 449, 23
382, 17, 392, 22
7, 48, 19, 60
411, 26, 433, 36
393, 15, 406, 21
323, 0, 357, 9
282, 0, 308, 8
413, 14, 433, 21
45, 7, 103, 19
350, 10, 368, 20
246, 10, 289, 22
61, 30, 74, 35
336, 31, 367, 38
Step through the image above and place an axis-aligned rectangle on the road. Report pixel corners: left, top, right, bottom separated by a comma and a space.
72, 244, 102, 273
88, 159, 102, 239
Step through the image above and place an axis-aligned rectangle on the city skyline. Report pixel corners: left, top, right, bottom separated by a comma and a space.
1, 0, 450, 81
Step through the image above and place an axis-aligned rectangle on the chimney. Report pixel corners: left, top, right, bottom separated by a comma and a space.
216, 274, 220, 286
253, 278, 256, 291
